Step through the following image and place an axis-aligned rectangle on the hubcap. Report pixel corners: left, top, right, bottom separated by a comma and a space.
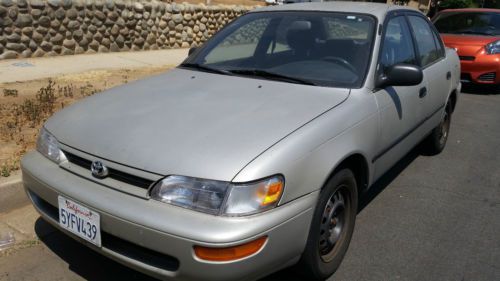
319, 187, 348, 262
438, 110, 450, 146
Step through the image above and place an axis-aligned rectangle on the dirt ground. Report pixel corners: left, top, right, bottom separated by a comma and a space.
0, 66, 173, 177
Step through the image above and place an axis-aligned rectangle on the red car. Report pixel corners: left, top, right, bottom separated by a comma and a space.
433, 8, 500, 85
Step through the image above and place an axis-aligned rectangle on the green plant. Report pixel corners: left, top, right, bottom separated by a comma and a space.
18, 80, 59, 127
439, 0, 473, 9
3, 89, 18, 97
1, 164, 11, 177
392, 0, 411, 6
20, 99, 42, 127
59, 84, 75, 98
483, 0, 500, 8
36, 79, 57, 115
79, 83, 99, 97
4, 121, 16, 140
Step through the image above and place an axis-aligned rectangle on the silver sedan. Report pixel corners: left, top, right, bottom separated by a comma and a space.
22, 2, 461, 281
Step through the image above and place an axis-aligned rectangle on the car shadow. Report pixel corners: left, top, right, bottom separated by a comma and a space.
34, 148, 423, 281
260, 266, 305, 281
34, 218, 158, 281
357, 146, 420, 212
385, 86, 403, 120
461, 83, 499, 95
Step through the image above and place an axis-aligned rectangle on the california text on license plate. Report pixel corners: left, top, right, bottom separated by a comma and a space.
58, 196, 101, 247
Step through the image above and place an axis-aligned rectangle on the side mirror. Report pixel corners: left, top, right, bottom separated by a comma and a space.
188, 47, 197, 56
376, 64, 423, 89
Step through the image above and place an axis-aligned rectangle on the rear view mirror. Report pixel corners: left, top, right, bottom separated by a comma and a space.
376, 64, 423, 89
289, 20, 312, 31
189, 47, 197, 56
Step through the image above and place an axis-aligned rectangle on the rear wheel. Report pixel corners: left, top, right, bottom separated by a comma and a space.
298, 169, 358, 280
422, 102, 452, 155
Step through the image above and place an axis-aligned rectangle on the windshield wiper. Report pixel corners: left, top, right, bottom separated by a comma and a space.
179, 63, 232, 75
228, 69, 316, 85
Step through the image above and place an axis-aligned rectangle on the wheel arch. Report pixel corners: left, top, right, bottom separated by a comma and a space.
323, 153, 370, 196
448, 89, 458, 113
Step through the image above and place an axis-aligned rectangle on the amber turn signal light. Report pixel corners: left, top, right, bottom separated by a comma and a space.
257, 180, 284, 206
194, 236, 267, 262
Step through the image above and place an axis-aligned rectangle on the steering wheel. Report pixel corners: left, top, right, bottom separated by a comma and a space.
323, 56, 357, 73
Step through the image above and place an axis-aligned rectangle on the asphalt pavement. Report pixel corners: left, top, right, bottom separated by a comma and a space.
0, 85, 499, 281
268, 85, 500, 280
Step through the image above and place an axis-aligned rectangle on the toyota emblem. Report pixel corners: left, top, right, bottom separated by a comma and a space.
91, 160, 109, 178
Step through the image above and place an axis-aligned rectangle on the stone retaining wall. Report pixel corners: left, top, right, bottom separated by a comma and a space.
0, 0, 253, 59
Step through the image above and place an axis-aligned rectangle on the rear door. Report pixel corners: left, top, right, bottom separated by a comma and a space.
407, 14, 449, 125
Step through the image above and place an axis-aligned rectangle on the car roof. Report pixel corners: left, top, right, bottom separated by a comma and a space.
250, 1, 421, 20
438, 8, 500, 14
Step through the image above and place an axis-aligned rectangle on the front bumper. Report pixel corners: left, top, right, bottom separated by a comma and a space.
460, 54, 500, 84
22, 151, 317, 281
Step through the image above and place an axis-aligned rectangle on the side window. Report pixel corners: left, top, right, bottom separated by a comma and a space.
431, 29, 445, 59
408, 16, 440, 67
379, 16, 417, 72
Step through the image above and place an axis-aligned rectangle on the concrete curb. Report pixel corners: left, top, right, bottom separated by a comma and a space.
0, 172, 40, 252
0, 174, 29, 214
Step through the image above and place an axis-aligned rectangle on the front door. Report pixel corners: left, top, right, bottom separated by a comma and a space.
372, 14, 427, 180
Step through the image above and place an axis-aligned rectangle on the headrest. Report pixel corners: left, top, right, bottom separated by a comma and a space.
286, 20, 314, 52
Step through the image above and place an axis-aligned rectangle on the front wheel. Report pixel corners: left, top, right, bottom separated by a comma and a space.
298, 169, 358, 280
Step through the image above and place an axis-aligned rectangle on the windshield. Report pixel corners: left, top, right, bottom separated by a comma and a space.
181, 12, 376, 88
434, 12, 500, 36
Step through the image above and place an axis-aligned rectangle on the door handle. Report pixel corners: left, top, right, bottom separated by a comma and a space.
419, 87, 427, 98
446, 71, 451, 80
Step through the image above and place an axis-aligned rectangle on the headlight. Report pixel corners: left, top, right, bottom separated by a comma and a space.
36, 127, 67, 164
150, 175, 284, 216
485, 40, 500, 54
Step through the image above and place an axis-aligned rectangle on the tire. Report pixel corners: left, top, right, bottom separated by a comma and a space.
298, 169, 358, 280
422, 102, 452, 155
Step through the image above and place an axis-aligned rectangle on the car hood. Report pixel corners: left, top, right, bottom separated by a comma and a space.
441, 34, 499, 56
46, 68, 349, 181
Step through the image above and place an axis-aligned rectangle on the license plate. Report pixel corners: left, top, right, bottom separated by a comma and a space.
58, 196, 101, 247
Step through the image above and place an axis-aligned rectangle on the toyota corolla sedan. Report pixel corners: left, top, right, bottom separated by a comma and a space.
433, 8, 500, 85
22, 2, 460, 281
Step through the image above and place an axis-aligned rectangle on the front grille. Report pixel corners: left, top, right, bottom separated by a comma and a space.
29, 191, 180, 272
478, 72, 496, 82
459, 56, 475, 61
65, 150, 92, 167
63, 151, 155, 189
